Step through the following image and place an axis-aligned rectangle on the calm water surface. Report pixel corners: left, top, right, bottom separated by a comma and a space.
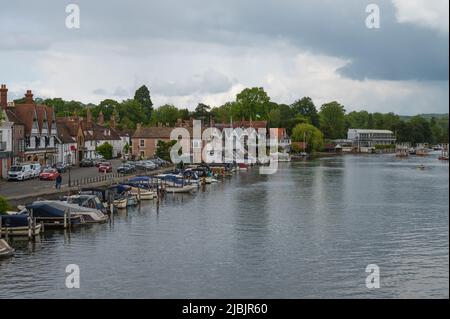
0, 154, 448, 298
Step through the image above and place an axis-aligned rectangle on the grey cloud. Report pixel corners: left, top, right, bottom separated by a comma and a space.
151, 70, 233, 96
1, 0, 447, 81
93, 87, 129, 97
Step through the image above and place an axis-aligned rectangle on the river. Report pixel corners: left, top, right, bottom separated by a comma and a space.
0, 153, 448, 298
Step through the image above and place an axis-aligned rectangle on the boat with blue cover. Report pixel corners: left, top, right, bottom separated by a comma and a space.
0, 214, 43, 236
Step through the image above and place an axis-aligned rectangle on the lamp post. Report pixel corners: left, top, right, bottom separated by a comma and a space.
67, 154, 72, 187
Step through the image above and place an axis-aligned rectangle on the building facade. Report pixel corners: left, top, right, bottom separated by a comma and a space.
1, 85, 55, 166
347, 129, 396, 152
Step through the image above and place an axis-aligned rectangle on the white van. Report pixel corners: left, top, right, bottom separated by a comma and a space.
30, 163, 42, 178
7, 164, 33, 181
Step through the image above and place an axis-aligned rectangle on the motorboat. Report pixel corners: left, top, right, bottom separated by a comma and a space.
157, 175, 197, 193
28, 200, 108, 224
108, 185, 137, 208
65, 194, 108, 214
19, 202, 84, 228
0, 214, 43, 237
0, 239, 14, 258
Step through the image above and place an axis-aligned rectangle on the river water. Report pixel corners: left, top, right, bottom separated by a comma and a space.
0, 154, 448, 298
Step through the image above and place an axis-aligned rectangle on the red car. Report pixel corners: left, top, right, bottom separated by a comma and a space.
39, 168, 60, 180
98, 162, 112, 173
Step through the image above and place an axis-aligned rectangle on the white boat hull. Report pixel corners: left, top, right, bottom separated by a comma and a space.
165, 185, 197, 193
114, 198, 127, 209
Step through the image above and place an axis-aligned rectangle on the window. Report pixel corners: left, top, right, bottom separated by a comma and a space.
140, 151, 145, 158
140, 139, 145, 147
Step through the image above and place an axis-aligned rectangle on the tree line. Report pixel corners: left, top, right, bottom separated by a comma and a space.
22, 85, 448, 147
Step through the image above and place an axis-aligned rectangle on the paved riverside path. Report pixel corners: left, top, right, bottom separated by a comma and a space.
0, 160, 175, 206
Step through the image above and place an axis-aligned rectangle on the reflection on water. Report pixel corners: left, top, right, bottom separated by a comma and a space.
0, 154, 448, 298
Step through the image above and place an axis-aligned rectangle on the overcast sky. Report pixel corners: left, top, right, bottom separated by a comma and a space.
0, 0, 448, 114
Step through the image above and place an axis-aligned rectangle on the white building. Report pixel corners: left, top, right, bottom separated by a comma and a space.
347, 129, 396, 152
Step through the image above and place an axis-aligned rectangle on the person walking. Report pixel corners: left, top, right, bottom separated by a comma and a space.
55, 174, 62, 189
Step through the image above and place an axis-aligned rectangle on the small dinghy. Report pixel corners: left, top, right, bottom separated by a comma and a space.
0, 239, 14, 258
0, 214, 43, 237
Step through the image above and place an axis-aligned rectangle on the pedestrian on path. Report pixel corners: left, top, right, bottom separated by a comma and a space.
55, 174, 62, 189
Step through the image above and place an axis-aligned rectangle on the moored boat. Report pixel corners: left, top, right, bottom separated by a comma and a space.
0, 214, 43, 237
0, 239, 14, 258
35, 200, 108, 224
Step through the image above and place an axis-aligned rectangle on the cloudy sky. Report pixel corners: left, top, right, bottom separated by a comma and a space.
0, 0, 448, 114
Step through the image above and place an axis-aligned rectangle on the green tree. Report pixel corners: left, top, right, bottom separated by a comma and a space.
134, 85, 153, 123
96, 142, 113, 159
116, 99, 145, 129
151, 104, 180, 126
194, 103, 211, 125
291, 97, 320, 127
92, 99, 120, 123
235, 87, 271, 120
0, 196, 9, 214
291, 123, 324, 152
156, 140, 177, 162
319, 101, 346, 139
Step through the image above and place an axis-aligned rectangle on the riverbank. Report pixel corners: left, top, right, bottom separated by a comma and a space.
5, 165, 175, 207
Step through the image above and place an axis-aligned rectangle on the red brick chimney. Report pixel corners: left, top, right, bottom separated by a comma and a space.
86, 108, 93, 124
0, 84, 8, 110
110, 112, 116, 128
97, 111, 104, 126
25, 90, 34, 104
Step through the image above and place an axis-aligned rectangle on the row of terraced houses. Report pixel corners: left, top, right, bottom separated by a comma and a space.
0, 85, 132, 179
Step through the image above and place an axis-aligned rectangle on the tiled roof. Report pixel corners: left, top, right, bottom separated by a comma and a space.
7, 103, 55, 135
56, 121, 76, 144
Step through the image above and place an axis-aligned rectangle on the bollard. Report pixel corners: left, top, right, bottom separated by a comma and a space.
0, 216, 2, 238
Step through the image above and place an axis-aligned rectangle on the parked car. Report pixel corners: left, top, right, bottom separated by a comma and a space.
39, 168, 60, 180
7, 164, 33, 181
98, 162, 113, 173
54, 162, 68, 173
30, 162, 42, 178
135, 160, 157, 170
117, 163, 135, 174
79, 159, 95, 167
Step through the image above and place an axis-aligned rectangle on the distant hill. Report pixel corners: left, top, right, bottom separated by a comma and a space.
400, 113, 448, 121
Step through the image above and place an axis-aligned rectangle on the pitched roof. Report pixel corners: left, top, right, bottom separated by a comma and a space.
132, 126, 177, 139
56, 121, 76, 144
7, 103, 55, 135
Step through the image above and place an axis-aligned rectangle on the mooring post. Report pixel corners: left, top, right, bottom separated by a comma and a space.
64, 209, 68, 229
0, 216, 3, 239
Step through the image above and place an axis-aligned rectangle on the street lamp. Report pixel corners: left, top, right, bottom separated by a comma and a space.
67, 153, 72, 187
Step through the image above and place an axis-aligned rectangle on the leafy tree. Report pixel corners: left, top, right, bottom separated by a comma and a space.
134, 85, 153, 123
151, 104, 180, 126
0, 196, 10, 214
116, 99, 145, 129
92, 99, 120, 123
235, 87, 271, 120
194, 103, 211, 125
291, 97, 320, 127
156, 140, 177, 162
96, 142, 113, 159
319, 101, 346, 139
291, 123, 324, 152
268, 108, 281, 128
